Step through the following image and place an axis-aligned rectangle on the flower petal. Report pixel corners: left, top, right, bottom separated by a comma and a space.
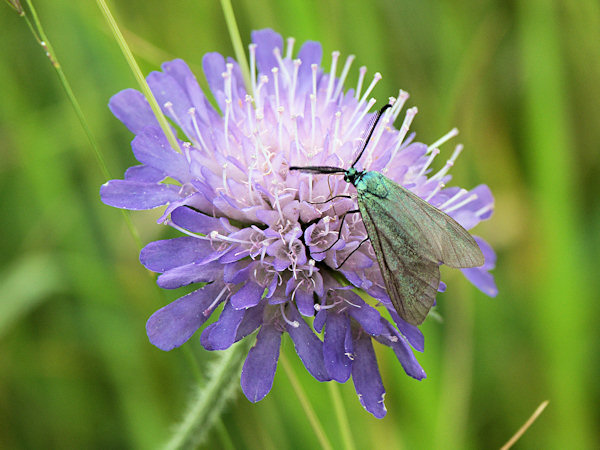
352, 333, 387, 418
286, 304, 330, 381
345, 293, 385, 336
241, 323, 282, 402
200, 300, 246, 350
170, 206, 230, 234
146, 282, 225, 351
132, 127, 189, 182
324, 312, 352, 382
388, 310, 425, 352
462, 236, 498, 297
230, 282, 264, 310
156, 260, 223, 289
100, 180, 180, 210
252, 29, 283, 75
140, 237, 216, 272
376, 321, 426, 380
235, 302, 266, 341
124, 165, 165, 183
109, 89, 157, 134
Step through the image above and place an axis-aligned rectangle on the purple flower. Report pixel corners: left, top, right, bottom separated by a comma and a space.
100, 28, 496, 418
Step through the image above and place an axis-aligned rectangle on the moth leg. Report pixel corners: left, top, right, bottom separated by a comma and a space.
307, 194, 352, 205
313, 209, 361, 254
336, 237, 369, 269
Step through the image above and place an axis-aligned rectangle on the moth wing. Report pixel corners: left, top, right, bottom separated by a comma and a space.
357, 195, 440, 325
373, 176, 484, 268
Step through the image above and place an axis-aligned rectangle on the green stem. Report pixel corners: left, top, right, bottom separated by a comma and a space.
22, 0, 142, 249
280, 353, 333, 450
165, 341, 251, 450
219, 0, 251, 90
95, 0, 181, 155
327, 382, 355, 450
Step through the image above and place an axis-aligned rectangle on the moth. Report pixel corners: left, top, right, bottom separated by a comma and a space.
290, 104, 484, 325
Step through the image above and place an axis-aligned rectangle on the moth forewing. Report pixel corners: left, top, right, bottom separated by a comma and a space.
366, 174, 484, 268
354, 172, 483, 325
357, 192, 439, 325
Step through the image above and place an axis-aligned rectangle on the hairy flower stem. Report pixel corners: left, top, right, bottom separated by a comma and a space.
21, 0, 142, 249
166, 340, 252, 450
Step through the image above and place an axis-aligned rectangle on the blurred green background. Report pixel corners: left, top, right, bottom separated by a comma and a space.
1, 0, 599, 448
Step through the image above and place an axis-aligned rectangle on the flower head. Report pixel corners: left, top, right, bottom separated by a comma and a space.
100, 29, 496, 418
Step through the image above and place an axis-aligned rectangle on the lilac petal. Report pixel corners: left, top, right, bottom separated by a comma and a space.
241, 323, 282, 402
252, 29, 283, 74
146, 71, 195, 136
294, 288, 315, 317
109, 89, 157, 134
286, 304, 330, 381
131, 127, 189, 181
124, 165, 165, 183
388, 310, 425, 352
313, 309, 327, 333
462, 236, 498, 297
170, 206, 230, 234
202, 53, 227, 106
224, 261, 254, 284
296, 41, 322, 93
376, 322, 426, 380
235, 302, 265, 341
146, 282, 225, 351
140, 237, 216, 272
345, 294, 385, 336
230, 282, 264, 310
200, 300, 246, 350
157, 260, 223, 289
324, 312, 352, 382
100, 180, 180, 210
352, 333, 387, 418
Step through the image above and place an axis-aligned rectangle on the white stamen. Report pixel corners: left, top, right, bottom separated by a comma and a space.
310, 93, 317, 150
416, 147, 440, 178
254, 75, 268, 112
358, 72, 382, 109
286, 37, 295, 59
272, 67, 281, 109
311, 63, 318, 98
204, 286, 229, 316
430, 144, 463, 181
425, 181, 445, 202
332, 111, 342, 151
326, 51, 340, 103
439, 189, 468, 210
332, 54, 355, 102
344, 98, 377, 140
475, 204, 493, 217
290, 59, 301, 115
280, 304, 299, 328
355, 66, 367, 100
389, 107, 418, 162
273, 47, 291, 83
391, 90, 410, 121
291, 279, 304, 302
444, 193, 478, 213
249, 43, 257, 100
428, 128, 459, 153
188, 108, 209, 153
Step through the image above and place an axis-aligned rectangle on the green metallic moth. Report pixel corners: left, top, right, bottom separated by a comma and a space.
290, 104, 484, 325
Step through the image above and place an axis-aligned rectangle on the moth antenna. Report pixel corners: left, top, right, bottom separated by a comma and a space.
351, 103, 392, 169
